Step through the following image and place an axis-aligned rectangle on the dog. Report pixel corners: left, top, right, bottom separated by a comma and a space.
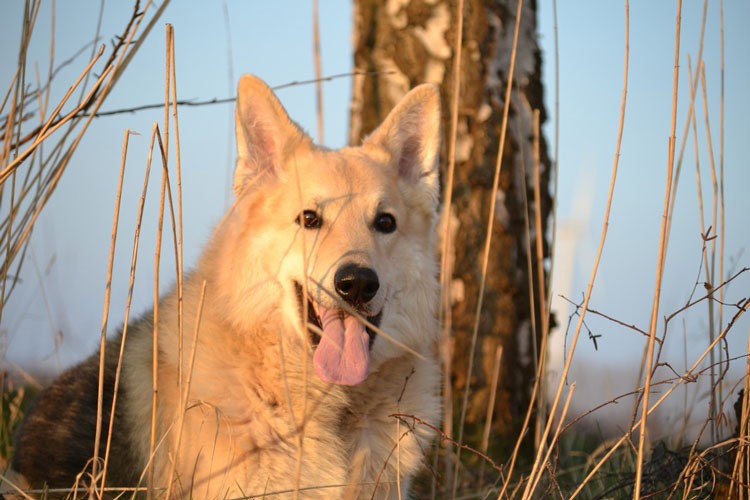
10, 75, 442, 499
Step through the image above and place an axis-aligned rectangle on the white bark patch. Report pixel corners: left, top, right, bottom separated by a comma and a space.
455, 121, 473, 163
412, 2, 451, 84
424, 59, 446, 84
477, 103, 492, 123
412, 3, 451, 60
387, 0, 411, 29
381, 0, 453, 102
483, 3, 541, 213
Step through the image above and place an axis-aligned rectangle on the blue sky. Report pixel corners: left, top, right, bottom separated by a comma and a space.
1, 1, 748, 434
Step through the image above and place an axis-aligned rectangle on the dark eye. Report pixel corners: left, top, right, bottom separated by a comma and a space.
374, 212, 397, 233
296, 210, 322, 229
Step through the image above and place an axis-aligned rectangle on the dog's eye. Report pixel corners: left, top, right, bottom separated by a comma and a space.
297, 210, 322, 229
373, 212, 397, 234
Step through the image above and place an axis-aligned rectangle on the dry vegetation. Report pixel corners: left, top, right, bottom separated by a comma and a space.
1, 0, 748, 498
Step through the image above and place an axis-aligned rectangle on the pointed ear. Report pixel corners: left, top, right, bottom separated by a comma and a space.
364, 84, 441, 201
234, 75, 307, 195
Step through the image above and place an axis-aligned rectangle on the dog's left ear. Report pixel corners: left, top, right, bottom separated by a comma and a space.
234, 75, 308, 196
364, 84, 441, 204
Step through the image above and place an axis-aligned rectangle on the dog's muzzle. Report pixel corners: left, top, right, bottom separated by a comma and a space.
295, 264, 382, 386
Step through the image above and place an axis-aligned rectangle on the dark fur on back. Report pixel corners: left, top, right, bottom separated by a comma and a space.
12, 334, 142, 492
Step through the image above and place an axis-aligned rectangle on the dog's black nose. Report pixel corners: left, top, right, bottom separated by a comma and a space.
334, 264, 379, 306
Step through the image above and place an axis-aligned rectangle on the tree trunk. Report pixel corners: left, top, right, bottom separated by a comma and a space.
350, 0, 552, 486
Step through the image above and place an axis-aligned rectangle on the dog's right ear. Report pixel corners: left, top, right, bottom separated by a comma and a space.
363, 84, 441, 207
234, 75, 307, 196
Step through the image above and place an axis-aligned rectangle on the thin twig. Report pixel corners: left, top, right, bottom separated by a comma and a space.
571, 294, 749, 499
0, 45, 107, 184
84, 72, 390, 119
391, 413, 504, 475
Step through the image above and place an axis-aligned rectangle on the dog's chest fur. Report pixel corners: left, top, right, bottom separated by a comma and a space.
129, 313, 437, 499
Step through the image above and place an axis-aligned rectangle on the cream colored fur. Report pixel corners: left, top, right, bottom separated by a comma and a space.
121, 75, 442, 498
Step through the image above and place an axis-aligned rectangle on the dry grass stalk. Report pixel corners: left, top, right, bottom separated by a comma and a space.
633, 1, 706, 442
312, 0, 324, 145
0, 46, 107, 183
533, 1, 629, 497
300, 6, 326, 491
665, 0, 707, 246
164, 281, 207, 499
699, 62, 723, 444
716, 0, 727, 454
497, 108, 547, 498
729, 323, 750, 498
290, 135, 313, 500
686, 57, 707, 241
145, 25, 171, 499
522, 382, 575, 499
92, 129, 132, 496
438, 2, 465, 491
452, 0, 524, 494
569, 291, 749, 498
0, 471, 34, 500
0, 0, 171, 325
546, 0, 559, 319
532, 108, 549, 453
481, 345, 503, 460
635, 0, 682, 495
157, 24, 186, 497
168, 32, 186, 493
147, 134, 167, 500
97, 122, 160, 499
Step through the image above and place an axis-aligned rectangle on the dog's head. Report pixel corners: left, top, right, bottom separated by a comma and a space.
223, 75, 440, 386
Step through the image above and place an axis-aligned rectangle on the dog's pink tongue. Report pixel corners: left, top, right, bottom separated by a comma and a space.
313, 306, 370, 386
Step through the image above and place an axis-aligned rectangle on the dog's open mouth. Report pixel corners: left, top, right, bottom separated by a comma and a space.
295, 282, 381, 386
